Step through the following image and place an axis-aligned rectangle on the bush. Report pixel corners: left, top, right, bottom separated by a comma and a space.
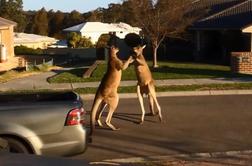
96, 34, 110, 48
78, 36, 94, 48
67, 32, 94, 48
67, 32, 81, 48
15, 45, 43, 55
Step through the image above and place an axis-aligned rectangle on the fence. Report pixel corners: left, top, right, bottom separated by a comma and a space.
44, 48, 96, 59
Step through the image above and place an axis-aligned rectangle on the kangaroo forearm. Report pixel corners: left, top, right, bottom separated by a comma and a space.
122, 56, 133, 70
122, 61, 130, 70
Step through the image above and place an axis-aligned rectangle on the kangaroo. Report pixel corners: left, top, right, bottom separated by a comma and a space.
132, 45, 162, 124
90, 46, 133, 137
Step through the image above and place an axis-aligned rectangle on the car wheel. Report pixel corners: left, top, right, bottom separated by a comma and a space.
0, 137, 9, 152
4, 138, 30, 154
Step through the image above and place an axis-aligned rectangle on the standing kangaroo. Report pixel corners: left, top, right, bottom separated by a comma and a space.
90, 46, 133, 137
132, 45, 162, 124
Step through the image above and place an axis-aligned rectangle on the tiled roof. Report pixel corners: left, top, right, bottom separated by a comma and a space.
191, 0, 252, 30
0, 17, 16, 27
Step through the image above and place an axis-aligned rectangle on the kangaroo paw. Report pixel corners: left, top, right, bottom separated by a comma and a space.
97, 120, 103, 127
159, 115, 163, 122
106, 122, 120, 131
138, 120, 144, 125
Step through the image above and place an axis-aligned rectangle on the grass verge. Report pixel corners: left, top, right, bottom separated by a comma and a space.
0, 70, 40, 83
48, 61, 251, 83
0, 66, 61, 83
1, 83, 252, 95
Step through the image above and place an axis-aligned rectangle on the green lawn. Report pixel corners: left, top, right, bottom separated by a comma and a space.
2, 83, 252, 95
0, 70, 41, 83
48, 61, 250, 83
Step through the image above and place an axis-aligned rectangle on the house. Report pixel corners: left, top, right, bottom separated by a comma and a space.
190, 0, 252, 64
63, 22, 141, 44
14, 33, 58, 49
0, 17, 16, 63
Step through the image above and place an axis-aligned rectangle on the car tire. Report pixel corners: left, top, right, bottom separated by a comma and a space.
4, 138, 30, 154
0, 137, 9, 152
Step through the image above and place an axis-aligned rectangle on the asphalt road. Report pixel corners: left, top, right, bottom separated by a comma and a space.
73, 94, 252, 162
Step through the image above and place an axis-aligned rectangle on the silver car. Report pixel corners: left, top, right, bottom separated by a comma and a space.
0, 91, 87, 156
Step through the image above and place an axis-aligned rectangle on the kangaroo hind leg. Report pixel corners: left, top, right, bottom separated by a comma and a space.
148, 84, 162, 122
137, 85, 145, 124
148, 94, 156, 116
97, 102, 107, 127
105, 96, 120, 130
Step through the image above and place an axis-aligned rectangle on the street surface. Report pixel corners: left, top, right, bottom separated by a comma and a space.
72, 94, 252, 162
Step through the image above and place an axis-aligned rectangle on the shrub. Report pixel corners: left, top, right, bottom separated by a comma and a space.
96, 34, 111, 48
67, 32, 81, 48
67, 32, 94, 48
78, 36, 94, 48
15, 45, 43, 55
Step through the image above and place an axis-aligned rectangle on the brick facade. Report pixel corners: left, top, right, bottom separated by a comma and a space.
231, 52, 252, 74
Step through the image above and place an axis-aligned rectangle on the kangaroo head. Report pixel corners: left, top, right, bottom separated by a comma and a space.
133, 45, 146, 57
110, 46, 119, 55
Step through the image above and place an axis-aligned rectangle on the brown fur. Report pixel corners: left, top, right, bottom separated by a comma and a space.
132, 45, 162, 124
90, 46, 133, 137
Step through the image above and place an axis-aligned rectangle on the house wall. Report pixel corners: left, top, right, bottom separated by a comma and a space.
0, 26, 15, 59
193, 30, 251, 64
81, 32, 107, 44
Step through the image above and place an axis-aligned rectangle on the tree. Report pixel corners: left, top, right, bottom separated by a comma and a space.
96, 34, 110, 48
69, 10, 83, 25
48, 10, 65, 38
85, 8, 104, 22
67, 32, 94, 48
32, 8, 49, 36
125, 0, 201, 68
78, 36, 94, 48
0, 0, 27, 32
67, 32, 81, 48
104, 3, 123, 23
120, 1, 137, 25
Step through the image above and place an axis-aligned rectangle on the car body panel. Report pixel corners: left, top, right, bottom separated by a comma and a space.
0, 92, 87, 156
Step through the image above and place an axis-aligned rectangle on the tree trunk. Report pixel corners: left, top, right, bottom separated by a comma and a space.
152, 40, 159, 68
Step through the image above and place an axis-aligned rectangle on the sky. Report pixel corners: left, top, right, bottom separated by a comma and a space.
22, 0, 121, 13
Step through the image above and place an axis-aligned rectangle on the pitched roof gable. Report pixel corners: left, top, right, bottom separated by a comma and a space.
0, 17, 17, 27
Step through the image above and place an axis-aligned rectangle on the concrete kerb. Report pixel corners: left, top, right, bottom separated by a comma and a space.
80, 89, 252, 100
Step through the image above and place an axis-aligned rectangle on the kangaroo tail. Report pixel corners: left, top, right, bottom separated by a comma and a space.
90, 97, 103, 138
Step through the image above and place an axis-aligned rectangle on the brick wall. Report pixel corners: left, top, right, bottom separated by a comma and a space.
231, 52, 252, 74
